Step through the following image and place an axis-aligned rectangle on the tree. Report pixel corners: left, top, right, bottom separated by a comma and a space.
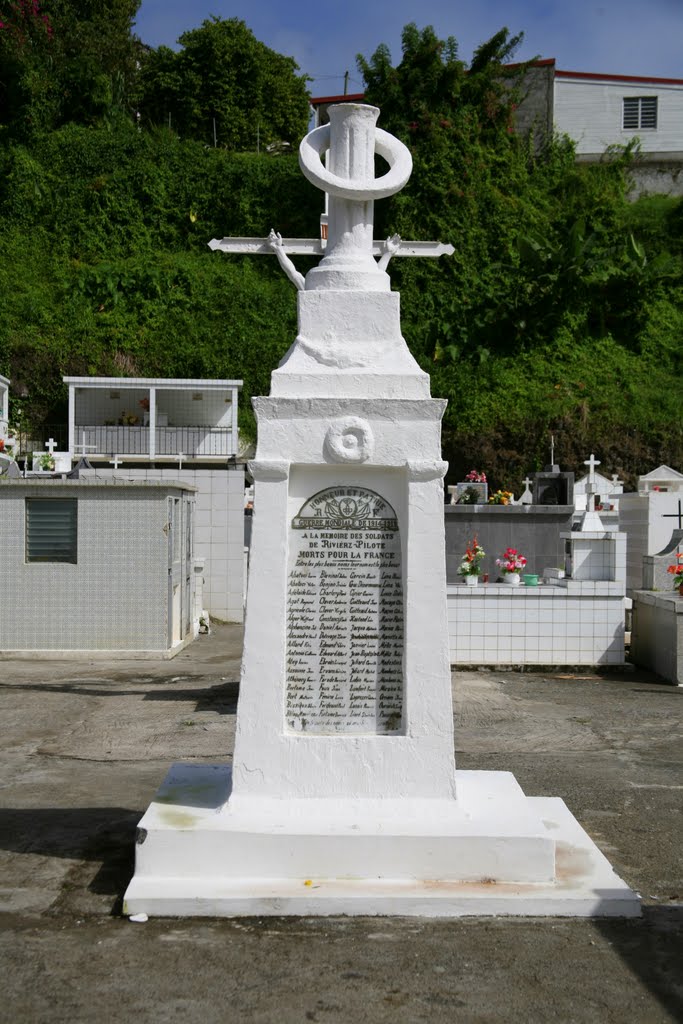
0, 0, 142, 139
355, 24, 683, 484
138, 17, 311, 151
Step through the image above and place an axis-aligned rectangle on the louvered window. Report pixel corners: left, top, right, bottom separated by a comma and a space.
26, 498, 78, 563
623, 96, 658, 130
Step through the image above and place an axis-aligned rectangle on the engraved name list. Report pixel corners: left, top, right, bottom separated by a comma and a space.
286, 486, 404, 734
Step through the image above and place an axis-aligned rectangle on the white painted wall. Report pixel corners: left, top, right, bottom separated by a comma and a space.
554, 77, 683, 156
82, 466, 245, 622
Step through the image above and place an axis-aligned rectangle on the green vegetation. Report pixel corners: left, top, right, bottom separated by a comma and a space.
0, 13, 681, 487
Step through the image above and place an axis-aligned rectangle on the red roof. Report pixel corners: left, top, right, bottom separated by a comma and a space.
311, 60, 683, 106
310, 92, 365, 106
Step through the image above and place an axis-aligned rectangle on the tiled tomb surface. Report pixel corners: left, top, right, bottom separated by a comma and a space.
0, 478, 196, 655
447, 582, 625, 666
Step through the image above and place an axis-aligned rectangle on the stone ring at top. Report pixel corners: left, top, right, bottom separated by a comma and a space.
299, 124, 413, 202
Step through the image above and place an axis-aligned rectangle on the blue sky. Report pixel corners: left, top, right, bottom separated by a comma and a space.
134, 0, 682, 95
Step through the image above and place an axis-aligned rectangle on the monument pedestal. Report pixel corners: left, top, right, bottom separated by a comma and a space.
124, 763, 638, 918
124, 102, 639, 920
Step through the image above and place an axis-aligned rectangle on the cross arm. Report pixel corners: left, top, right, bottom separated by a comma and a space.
208, 237, 455, 258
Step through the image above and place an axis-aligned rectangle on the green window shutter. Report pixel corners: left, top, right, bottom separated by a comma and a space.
26, 498, 78, 563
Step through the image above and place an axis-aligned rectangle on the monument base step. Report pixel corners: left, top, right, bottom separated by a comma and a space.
123, 765, 640, 919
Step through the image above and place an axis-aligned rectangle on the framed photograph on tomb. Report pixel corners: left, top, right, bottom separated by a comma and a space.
455, 481, 488, 504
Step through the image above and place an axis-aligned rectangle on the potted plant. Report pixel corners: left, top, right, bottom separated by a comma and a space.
667, 554, 683, 596
38, 452, 55, 471
458, 536, 485, 586
495, 547, 527, 586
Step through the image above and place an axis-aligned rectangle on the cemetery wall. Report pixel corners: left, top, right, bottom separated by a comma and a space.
444, 505, 573, 582
0, 480, 194, 653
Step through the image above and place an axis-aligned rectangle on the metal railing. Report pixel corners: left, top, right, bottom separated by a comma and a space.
73, 425, 236, 458
11, 425, 68, 459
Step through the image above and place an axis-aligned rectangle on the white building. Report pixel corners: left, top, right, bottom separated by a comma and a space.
312, 63, 683, 196
557, 68, 683, 180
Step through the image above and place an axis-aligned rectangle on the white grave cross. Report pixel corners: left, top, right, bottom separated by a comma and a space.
44, 437, 58, 456
580, 453, 604, 531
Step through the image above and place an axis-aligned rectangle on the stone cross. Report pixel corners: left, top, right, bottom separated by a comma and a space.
75, 434, 98, 458
209, 108, 454, 287
584, 453, 601, 505
584, 453, 601, 480
44, 437, 58, 455
611, 473, 622, 488
519, 475, 533, 505
110, 454, 121, 470
550, 435, 555, 466
176, 451, 184, 471
580, 453, 603, 531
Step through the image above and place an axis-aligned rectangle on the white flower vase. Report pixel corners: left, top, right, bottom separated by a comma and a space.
503, 572, 521, 586
465, 575, 478, 587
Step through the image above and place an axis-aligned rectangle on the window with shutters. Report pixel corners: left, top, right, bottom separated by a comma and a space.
623, 96, 658, 130
25, 498, 78, 563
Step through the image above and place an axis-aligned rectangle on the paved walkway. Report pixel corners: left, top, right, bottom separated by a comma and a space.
0, 625, 681, 1023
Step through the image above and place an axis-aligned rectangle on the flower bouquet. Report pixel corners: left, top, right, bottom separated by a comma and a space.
495, 547, 527, 585
488, 489, 513, 505
667, 554, 683, 594
458, 536, 485, 584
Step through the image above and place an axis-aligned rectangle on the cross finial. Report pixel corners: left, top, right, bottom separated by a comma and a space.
523, 475, 533, 490
45, 437, 57, 455
110, 454, 121, 470
584, 453, 600, 480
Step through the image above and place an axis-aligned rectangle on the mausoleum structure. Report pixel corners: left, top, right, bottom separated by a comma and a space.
619, 485, 683, 592
630, 530, 683, 685
124, 104, 638, 918
64, 377, 241, 463
63, 376, 246, 623
0, 477, 197, 656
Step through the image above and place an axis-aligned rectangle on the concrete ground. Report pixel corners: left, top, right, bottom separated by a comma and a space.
0, 625, 681, 1023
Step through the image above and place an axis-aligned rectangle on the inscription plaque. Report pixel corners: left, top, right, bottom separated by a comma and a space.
286, 486, 404, 734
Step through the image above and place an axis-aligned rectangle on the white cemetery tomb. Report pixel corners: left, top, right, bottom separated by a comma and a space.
637, 464, 683, 494
124, 104, 638, 918
64, 377, 246, 623
64, 376, 241, 462
30, 436, 73, 474
619, 483, 683, 593
447, 455, 627, 667
0, 477, 198, 656
631, 527, 683, 685
574, 466, 622, 528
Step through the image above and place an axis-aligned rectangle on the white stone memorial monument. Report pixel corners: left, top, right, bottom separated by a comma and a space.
124, 104, 638, 918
